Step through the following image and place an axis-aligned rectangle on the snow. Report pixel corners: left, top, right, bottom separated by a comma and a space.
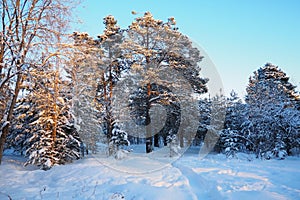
115, 149, 130, 160
0, 121, 10, 137
0, 147, 300, 199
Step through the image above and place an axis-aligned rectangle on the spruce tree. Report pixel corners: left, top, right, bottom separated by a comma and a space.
23, 65, 81, 170
220, 91, 249, 157
0, 0, 79, 164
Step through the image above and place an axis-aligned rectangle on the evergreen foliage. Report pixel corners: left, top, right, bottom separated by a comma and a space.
2, 7, 300, 170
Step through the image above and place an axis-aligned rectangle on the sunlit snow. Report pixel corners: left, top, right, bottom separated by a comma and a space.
0, 146, 299, 200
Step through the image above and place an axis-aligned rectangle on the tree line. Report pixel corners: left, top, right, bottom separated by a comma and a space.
197, 64, 300, 160
0, 1, 299, 170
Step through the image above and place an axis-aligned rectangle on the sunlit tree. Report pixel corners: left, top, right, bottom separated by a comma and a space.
0, 0, 78, 164
119, 12, 208, 152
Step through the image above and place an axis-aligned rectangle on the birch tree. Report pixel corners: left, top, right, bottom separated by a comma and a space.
0, 0, 78, 164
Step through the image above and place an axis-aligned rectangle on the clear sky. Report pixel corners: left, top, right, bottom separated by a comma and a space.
73, 0, 300, 98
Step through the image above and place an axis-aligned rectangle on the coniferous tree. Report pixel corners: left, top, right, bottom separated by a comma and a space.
97, 16, 130, 155
117, 12, 207, 153
195, 98, 211, 146
166, 133, 180, 157
68, 12, 208, 157
7, 97, 36, 155
220, 91, 250, 158
109, 124, 130, 158
129, 83, 181, 149
205, 94, 227, 153
22, 65, 81, 170
245, 63, 300, 159
0, 0, 79, 164
246, 63, 299, 108
69, 32, 103, 154
70, 17, 130, 156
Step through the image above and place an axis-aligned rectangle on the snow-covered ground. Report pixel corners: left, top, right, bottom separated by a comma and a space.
0, 146, 300, 200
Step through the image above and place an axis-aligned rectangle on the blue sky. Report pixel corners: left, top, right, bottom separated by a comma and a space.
73, 0, 300, 98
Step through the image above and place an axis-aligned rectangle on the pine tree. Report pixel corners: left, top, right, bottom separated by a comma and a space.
220, 91, 250, 157
129, 83, 181, 148
68, 12, 208, 157
69, 31, 103, 154
109, 124, 130, 158
116, 12, 207, 153
70, 17, 130, 156
204, 94, 227, 153
275, 105, 300, 156
246, 63, 299, 108
96, 16, 129, 155
245, 63, 300, 159
166, 131, 180, 157
195, 98, 209, 146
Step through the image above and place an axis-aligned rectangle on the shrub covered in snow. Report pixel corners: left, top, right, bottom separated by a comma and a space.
108, 125, 130, 157
167, 134, 180, 157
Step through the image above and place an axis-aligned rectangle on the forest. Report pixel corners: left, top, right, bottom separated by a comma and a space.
0, 0, 299, 171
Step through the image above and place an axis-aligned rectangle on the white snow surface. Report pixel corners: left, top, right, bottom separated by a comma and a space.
0, 146, 300, 200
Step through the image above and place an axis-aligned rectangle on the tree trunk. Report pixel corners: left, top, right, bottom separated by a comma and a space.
0, 125, 9, 164
146, 111, 153, 153
145, 83, 153, 153
146, 137, 153, 153
106, 66, 115, 155
154, 134, 159, 147
179, 132, 184, 148
163, 135, 168, 146
0, 74, 22, 164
